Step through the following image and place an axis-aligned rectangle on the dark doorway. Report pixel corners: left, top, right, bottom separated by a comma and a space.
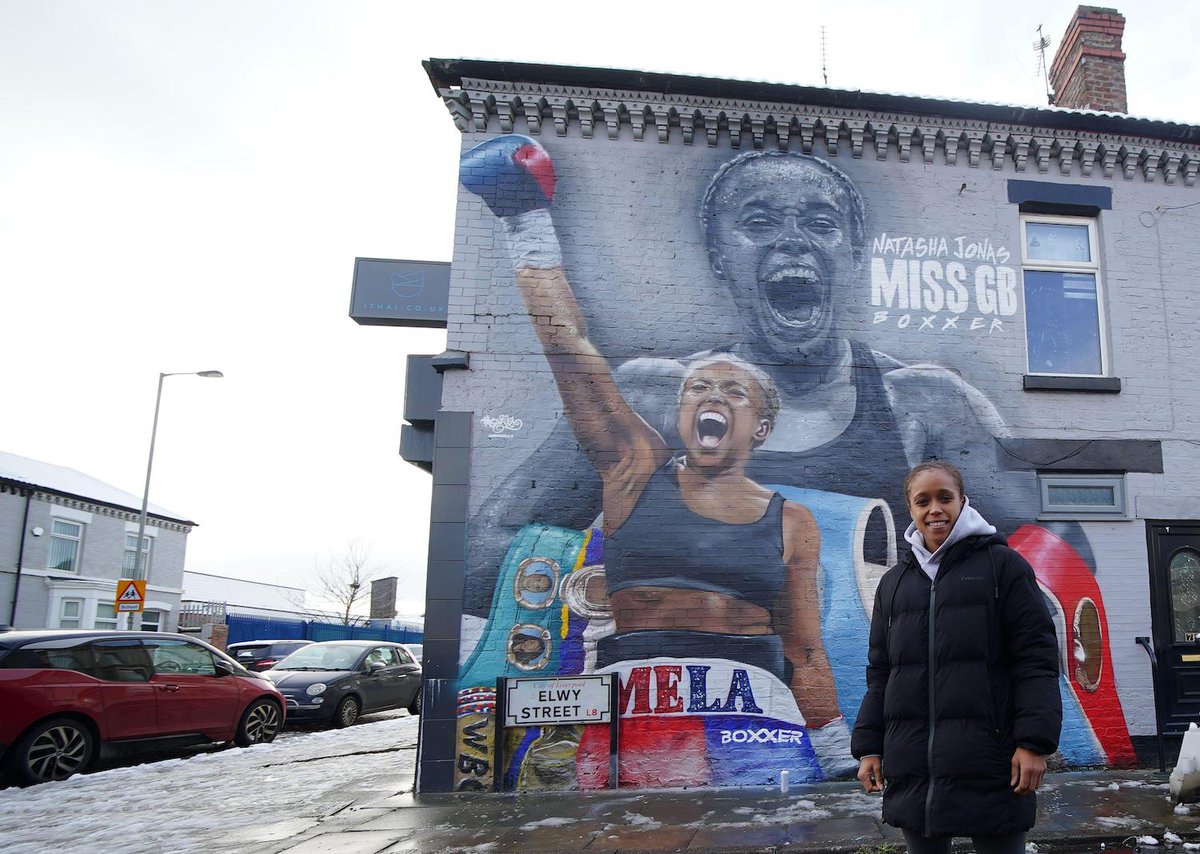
1147, 522, 1200, 734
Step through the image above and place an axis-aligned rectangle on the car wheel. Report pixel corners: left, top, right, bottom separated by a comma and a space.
12, 717, 93, 785
235, 698, 282, 747
407, 686, 422, 716
333, 695, 360, 728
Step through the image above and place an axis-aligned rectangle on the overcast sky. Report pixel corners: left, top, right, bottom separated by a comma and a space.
2, 0, 1196, 620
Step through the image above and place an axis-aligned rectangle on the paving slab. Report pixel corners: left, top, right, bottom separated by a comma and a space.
685, 822, 789, 850
258, 770, 1200, 854
278, 830, 408, 854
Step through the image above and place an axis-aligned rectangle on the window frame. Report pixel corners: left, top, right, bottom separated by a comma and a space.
144, 637, 217, 677
1037, 473, 1127, 521
123, 533, 153, 580
1019, 213, 1109, 379
59, 598, 83, 629
48, 519, 84, 572
94, 601, 118, 631
88, 639, 153, 682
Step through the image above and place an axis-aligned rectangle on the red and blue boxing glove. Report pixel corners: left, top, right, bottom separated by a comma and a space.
460, 134, 557, 218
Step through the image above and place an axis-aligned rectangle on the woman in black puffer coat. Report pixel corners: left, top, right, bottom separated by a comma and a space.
851, 462, 1061, 854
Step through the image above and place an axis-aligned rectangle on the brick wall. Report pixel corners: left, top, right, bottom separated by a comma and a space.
1050, 6, 1128, 113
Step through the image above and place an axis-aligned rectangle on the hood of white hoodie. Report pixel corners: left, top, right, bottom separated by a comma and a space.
904, 497, 996, 579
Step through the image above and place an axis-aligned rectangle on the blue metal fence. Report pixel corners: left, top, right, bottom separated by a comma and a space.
224, 614, 422, 646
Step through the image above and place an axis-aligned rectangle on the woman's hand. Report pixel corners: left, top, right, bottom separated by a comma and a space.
1011, 746, 1047, 794
857, 756, 884, 793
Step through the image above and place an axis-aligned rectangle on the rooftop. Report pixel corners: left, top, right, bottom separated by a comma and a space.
0, 449, 193, 526
424, 57, 1200, 145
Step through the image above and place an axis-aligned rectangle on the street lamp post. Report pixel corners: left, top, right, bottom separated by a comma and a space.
128, 371, 223, 625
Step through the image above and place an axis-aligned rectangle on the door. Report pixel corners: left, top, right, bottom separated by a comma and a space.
86, 639, 159, 739
358, 646, 402, 711
1147, 523, 1200, 734
144, 638, 243, 736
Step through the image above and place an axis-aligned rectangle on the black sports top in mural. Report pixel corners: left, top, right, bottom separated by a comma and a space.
605, 461, 787, 611
747, 340, 911, 517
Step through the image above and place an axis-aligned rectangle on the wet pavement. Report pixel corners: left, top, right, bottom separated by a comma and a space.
223, 769, 1200, 854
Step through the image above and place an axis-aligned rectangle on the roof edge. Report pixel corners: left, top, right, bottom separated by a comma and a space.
423, 58, 1200, 145
0, 476, 197, 528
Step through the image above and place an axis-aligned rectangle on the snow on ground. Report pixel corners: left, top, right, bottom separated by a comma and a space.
0, 714, 419, 854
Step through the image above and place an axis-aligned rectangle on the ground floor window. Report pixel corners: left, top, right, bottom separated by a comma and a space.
94, 601, 118, 630
59, 598, 83, 628
1037, 473, 1126, 520
140, 610, 163, 631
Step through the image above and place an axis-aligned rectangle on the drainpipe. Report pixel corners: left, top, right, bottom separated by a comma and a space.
10, 489, 32, 626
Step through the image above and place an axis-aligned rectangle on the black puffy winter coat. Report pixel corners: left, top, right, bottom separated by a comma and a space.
851, 532, 1061, 837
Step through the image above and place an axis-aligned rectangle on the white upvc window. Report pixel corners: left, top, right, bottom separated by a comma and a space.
48, 520, 84, 572
94, 601, 118, 631
1020, 214, 1108, 377
1037, 473, 1127, 520
123, 533, 152, 580
139, 610, 162, 632
59, 598, 83, 629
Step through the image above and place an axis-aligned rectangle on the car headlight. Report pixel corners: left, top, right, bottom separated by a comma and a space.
306, 683, 327, 697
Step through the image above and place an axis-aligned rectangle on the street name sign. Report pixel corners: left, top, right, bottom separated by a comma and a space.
503, 674, 614, 727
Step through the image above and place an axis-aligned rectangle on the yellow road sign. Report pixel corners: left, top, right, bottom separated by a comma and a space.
114, 579, 146, 613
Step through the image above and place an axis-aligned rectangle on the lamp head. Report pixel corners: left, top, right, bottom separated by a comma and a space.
197, 370, 223, 378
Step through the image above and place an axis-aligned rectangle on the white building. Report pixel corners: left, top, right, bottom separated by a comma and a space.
0, 450, 194, 631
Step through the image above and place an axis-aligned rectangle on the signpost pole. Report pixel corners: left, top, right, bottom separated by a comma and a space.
608, 676, 619, 789
493, 677, 508, 793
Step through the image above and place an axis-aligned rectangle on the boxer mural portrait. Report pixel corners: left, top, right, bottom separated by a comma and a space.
453, 134, 1135, 792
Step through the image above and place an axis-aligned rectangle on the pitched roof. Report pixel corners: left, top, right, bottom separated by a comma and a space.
424, 58, 1200, 144
0, 450, 194, 526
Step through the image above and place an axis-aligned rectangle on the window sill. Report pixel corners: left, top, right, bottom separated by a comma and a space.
1023, 375, 1121, 393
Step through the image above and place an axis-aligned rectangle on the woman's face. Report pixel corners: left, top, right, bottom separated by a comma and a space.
676, 362, 771, 469
907, 468, 965, 550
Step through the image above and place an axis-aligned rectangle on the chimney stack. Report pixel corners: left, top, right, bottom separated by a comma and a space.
1049, 6, 1128, 113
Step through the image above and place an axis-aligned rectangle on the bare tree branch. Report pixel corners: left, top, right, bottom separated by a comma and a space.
312, 539, 379, 625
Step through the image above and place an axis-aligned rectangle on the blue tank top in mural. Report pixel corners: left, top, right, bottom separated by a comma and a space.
605, 462, 787, 611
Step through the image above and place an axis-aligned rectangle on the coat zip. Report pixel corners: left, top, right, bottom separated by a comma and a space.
924, 577, 936, 836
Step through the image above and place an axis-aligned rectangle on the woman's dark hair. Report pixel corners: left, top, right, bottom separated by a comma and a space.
700, 150, 867, 258
903, 460, 965, 503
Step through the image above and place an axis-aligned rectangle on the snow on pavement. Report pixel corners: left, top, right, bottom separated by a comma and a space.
0, 714, 419, 854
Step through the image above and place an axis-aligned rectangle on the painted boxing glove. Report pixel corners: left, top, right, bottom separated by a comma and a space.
459, 134, 557, 218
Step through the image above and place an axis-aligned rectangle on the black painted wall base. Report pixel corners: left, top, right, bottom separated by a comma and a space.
416, 410, 473, 794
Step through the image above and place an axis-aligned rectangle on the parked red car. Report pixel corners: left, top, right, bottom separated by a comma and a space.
0, 630, 285, 785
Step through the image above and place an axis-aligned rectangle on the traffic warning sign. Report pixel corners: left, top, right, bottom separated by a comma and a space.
114, 579, 146, 613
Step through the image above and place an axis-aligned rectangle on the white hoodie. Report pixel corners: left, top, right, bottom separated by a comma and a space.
904, 497, 997, 581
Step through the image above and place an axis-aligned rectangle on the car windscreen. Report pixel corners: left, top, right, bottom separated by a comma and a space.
274, 645, 362, 671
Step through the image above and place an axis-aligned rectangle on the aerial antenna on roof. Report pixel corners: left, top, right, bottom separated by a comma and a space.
820, 26, 830, 87
1034, 24, 1054, 105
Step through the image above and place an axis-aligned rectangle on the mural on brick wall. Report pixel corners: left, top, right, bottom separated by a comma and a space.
453, 134, 1135, 792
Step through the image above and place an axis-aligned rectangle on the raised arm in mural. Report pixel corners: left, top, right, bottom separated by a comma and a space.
461, 134, 841, 738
